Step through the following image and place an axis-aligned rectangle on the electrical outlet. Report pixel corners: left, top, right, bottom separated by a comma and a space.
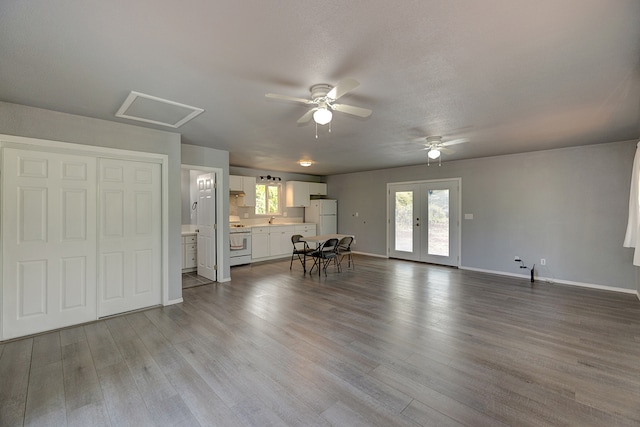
541, 258, 546, 266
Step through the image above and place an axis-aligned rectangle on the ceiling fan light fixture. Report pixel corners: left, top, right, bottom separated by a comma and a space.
299, 160, 313, 167
313, 107, 332, 125
428, 148, 441, 159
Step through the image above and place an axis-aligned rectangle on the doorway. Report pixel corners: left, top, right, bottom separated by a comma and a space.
181, 165, 223, 287
388, 179, 460, 266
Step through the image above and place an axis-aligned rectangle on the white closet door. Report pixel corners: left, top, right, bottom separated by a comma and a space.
98, 159, 161, 317
2, 149, 97, 339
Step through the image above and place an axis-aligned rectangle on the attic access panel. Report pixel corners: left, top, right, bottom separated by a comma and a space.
115, 91, 204, 128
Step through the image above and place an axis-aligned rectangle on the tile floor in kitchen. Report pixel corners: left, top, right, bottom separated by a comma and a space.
181, 272, 214, 289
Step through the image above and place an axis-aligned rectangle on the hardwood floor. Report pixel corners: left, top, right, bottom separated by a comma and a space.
2, 256, 640, 426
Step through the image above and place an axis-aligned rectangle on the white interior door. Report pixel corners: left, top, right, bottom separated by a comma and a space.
2, 148, 97, 339
389, 179, 460, 266
196, 173, 216, 281
98, 159, 161, 317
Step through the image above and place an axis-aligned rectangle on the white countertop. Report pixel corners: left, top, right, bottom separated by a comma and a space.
249, 222, 316, 227
181, 224, 198, 236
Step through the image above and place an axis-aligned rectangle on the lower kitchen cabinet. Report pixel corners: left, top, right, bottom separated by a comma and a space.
251, 225, 295, 260
182, 234, 197, 271
269, 226, 294, 257
251, 228, 270, 259
294, 224, 316, 238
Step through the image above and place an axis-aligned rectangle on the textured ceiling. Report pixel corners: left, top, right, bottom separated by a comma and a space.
1, 0, 639, 175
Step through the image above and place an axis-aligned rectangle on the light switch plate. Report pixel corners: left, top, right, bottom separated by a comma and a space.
464, 213, 473, 220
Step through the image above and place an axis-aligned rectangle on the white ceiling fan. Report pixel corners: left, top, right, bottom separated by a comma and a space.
415, 136, 469, 165
265, 78, 372, 129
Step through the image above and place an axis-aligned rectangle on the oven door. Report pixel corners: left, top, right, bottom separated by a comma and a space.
230, 232, 251, 257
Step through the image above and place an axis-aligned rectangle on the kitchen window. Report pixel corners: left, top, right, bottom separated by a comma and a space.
255, 183, 282, 216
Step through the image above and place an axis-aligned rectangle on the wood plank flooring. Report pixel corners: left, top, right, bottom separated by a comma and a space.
2, 256, 640, 426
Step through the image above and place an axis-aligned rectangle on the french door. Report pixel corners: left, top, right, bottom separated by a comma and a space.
388, 179, 460, 266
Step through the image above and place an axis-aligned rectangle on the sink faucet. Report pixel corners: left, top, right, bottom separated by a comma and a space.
269, 216, 276, 224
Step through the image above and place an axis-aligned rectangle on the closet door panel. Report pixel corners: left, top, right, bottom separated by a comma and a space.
98, 159, 161, 317
60, 256, 87, 310
3, 149, 97, 339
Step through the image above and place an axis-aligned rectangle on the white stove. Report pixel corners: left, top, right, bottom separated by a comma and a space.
229, 221, 251, 266
230, 224, 250, 233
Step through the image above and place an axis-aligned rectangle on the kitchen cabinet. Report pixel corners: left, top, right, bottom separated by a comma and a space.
286, 181, 311, 207
251, 225, 295, 260
309, 182, 327, 196
294, 224, 317, 238
229, 175, 243, 192
182, 234, 197, 271
270, 226, 295, 257
286, 181, 327, 207
251, 227, 270, 259
230, 175, 256, 206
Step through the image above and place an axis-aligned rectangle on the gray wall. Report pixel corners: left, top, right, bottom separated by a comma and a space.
181, 168, 192, 224
0, 101, 184, 300
181, 144, 230, 280
328, 140, 636, 290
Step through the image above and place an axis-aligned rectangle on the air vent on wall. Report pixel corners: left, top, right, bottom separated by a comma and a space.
115, 91, 204, 128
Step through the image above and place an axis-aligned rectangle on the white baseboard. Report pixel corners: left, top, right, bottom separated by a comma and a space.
218, 276, 231, 283
165, 298, 184, 306
352, 251, 387, 258
460, 266, 638, 295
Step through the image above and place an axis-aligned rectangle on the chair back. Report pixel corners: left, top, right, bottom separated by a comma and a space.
337, 236, 353, 251
321, 238, 339, 254
291, 234, 307, 250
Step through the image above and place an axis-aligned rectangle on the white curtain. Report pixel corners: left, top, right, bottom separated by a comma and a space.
624, 141, 640, 265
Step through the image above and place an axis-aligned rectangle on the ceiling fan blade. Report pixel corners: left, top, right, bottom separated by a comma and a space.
332, 103, 372, 118
441, 138, 469, 147
265, 93, 313, 104
440, 147, 455, 155
327, 78, 360, 100
296, 108, 317, 124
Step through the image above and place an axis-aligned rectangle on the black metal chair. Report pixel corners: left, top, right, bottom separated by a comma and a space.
336, 236, 354, 269
290, 234, 314, 272
309, 238, 340, 276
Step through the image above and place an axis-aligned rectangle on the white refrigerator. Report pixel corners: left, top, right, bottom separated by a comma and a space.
305, 199, 337, 235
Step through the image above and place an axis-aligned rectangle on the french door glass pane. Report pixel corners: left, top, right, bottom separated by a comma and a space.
395, 191, 413, 252
428, 189, 449, 256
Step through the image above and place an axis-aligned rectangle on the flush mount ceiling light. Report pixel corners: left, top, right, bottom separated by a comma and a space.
299, 160, 313, 167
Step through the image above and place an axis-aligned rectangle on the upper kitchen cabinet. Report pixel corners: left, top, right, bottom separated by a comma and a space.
286, 181, 327, 207
230, 175, 256, 206
286, 181, 310, 207
309, 182, 327, 196
229, 175, 243, 192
